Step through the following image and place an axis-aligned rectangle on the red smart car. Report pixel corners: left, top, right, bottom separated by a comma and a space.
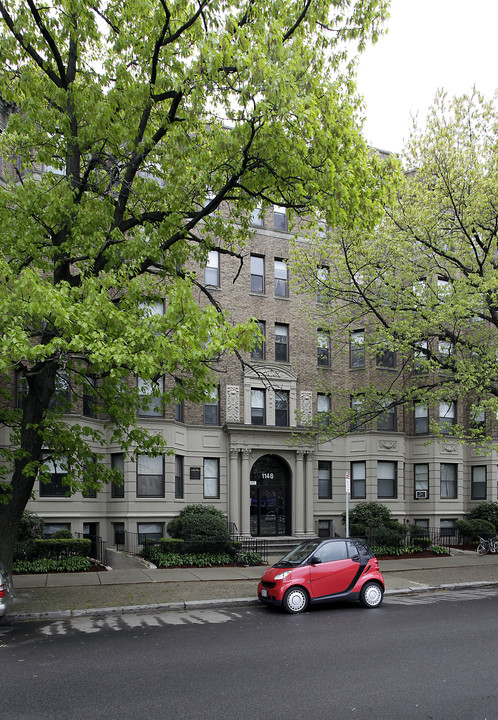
258, 537, 385, 614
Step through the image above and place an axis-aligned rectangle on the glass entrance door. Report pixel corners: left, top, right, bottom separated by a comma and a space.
250, 485, 287, 536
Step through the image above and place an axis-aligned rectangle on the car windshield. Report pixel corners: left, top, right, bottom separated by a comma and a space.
274, 540, 322, 567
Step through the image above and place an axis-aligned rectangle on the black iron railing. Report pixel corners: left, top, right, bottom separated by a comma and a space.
75, 532, 107, 566
115, 530, 269, 563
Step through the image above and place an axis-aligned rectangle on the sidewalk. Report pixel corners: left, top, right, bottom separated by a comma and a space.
10, 551, 498, 621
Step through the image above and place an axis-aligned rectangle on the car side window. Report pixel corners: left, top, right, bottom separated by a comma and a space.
314, 541, 348, 563
346, 540, 361, 562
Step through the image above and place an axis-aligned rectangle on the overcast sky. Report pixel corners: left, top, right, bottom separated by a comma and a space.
355, 0, 498, 153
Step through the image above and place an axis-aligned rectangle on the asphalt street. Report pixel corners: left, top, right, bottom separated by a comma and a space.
2, 586, 497, 720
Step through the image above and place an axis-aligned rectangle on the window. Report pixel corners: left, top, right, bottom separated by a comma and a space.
83, 376, 96, 418
275, 323, 289, 362
39, 456, 68, 497
377, 402, 396, 432
175, 455, 184, 499
413, 340, 428, 373
317, 266, 330, 303
350, 395, 365, 432
318, 460, 332, 499
205, 250, 220, 287
440, 463, 457, 499
317, 331, 330, 367
204, 386, 220, 425
137, 454, 164, 497
274, 259, 289, 298
437, 277, 451, 300
139, 299, 164, 318
49, 371, 71, 411
251, 321, 266, 360
438, 338, 453, 357
137, 522, 163, 543
203, 457, 219, 498
273, 205, 287, 231
175, 399, 184, 422
376, 348, 396, 369
43, 523, 71, 538
175, 380, 184, 422
471, 466, 487, 500
377, 460, 397, 499
275, 390, 289, 427
351, 461, 366, 499
350, 331, 365, 368
439, 402, 456, 434
251, 388, 265, 425
250, 255, 265, 293
314, 541, 348, 563
439, 519, 456, 538
317, 519, 332, 537
317, 393, 330, 427
471, 409, 486, 432
414, 404, 429, 435
138, 376, 164, 417
414, 463, 429, 499
250, 204, 264, 227
111, 453, 125, 498
16, 370, 27, 409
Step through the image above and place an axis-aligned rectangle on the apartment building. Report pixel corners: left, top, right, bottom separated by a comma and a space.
17, 200, 498, 547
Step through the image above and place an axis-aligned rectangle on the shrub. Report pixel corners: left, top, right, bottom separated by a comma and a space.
412, 537, 432, 549
159, 538, 185, 554
166, 504, 229, 553
455, 518, 495, 542
14, 511, 45, 562
33, 538, 92, 560
468, 502, 498, 532
342, 502, 393, 534
236, 551, 262, 566
13, 555, 91, 573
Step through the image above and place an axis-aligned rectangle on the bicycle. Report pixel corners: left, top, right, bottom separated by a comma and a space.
476, 537, 498, 555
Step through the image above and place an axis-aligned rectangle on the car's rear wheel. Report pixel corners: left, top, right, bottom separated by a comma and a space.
360, 581, 383, 608
283, 586, 309, 614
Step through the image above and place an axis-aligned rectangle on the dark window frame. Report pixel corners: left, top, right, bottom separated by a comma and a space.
377, 460, 397, 499
275, 389, 289, 427
274, 258, 289, 298
251, 388, 266, 425
440, 462, 458, 499
111, 453, 125, 498
250, 254, 265, 294
471, 465, 487, 500
175, 455, 184, 499
275, 323, 289, 362
318, 460, 332, 499
351, 461, 366, 499
136, 454, 165, 498
350, 330, 365, 368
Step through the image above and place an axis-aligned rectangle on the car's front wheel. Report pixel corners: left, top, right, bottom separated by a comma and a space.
359, 581, 383, 608
283, 586, 309, 614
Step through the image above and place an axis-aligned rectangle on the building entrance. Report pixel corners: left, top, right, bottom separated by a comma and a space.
250, 455, 291, 536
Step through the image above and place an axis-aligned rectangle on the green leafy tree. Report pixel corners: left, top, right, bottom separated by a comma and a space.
293, 90, 498, 443
0, 0, 390, 571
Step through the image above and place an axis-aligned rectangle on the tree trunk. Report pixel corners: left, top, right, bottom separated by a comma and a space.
0, 361, 57, 571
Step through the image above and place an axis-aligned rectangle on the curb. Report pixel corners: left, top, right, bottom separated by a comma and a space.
9, 581, 498, 622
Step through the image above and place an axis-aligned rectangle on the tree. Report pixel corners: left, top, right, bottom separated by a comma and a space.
293, 90, 498, 443
0, 0, 390, 569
